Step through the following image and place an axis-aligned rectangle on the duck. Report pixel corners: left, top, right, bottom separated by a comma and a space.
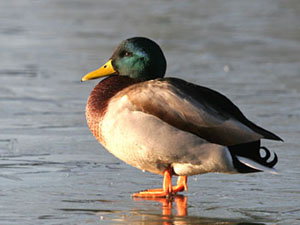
81, 37, 282, 198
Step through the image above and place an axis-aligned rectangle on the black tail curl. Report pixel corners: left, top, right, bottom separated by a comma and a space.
228, 141, 278, 173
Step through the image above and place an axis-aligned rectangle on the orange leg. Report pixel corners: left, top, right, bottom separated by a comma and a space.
132, 169, 188, 198
132, 169, 172, 198
173, 176, 188, 192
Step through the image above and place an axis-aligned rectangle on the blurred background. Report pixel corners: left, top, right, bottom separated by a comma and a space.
0, 0, 299, 224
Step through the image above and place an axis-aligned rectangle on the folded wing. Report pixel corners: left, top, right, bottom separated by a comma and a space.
116, 77, 282, 146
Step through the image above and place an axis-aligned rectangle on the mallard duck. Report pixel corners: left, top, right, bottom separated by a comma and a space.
81, 37, 282, 198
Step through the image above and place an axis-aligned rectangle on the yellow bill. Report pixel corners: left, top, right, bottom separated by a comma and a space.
81, 59, 117, 82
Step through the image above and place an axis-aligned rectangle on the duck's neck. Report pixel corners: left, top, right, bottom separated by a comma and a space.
86, 76, 139, 142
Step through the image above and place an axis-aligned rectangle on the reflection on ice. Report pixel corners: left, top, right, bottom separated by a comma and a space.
133, 195, 188, 217
59, 196, 267, 225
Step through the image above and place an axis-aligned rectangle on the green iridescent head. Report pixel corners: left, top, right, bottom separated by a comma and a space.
81, 37, 167, 82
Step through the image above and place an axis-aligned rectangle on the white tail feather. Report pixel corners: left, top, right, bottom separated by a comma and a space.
236, 156, 279, 175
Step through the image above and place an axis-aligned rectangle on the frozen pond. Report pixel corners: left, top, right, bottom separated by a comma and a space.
1, 0, 300, 224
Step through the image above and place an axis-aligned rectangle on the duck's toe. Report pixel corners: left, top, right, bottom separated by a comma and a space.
132, 188, 171, 198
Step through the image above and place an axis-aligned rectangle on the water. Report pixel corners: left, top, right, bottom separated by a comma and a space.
1, 0, 300, 224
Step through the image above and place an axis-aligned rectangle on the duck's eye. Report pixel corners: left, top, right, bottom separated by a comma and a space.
120, 51, 133, 57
